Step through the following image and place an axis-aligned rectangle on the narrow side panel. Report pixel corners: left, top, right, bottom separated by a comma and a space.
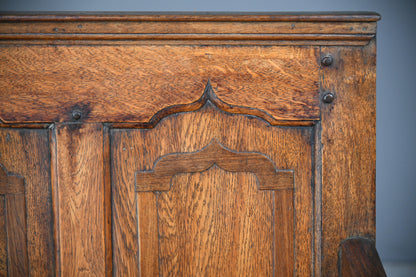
274, 190, 294, 277
320, 40, 376, 276
111, 129, 140, 276
103, 125, 113, 277
137, 192, 159, 276
55, 124, 106, 276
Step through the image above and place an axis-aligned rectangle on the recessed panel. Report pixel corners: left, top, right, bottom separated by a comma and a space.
111, 103, 313, 276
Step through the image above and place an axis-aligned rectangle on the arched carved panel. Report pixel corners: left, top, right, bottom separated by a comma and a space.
0, 164, 28, 277
111, 101, 313, 276
136, 139, 294, 192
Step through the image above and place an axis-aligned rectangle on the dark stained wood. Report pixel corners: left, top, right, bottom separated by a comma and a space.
0, 45, 320, 124
320, 40, 377, 276
112, 103, 313, 276
54, 124, 106, 276
0, 129, 55, 276
136, 139, 294, 192
339, 237, 387, 277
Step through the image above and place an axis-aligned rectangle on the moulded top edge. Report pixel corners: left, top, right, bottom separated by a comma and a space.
0, 12, 381, 22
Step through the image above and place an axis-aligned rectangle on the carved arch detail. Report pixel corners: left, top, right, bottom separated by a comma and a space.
138, 80, 286, 129
135, 139, 293, 192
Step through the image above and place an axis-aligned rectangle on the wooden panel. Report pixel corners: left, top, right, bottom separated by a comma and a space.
137, 192, 159, 276
0, 129, 55, 276
158, 169, 273, 276
339, 238, 386, 277
55, 124, 106, 276
6, 193, 28, 276
320, 40, 376, 276
0, 166, 28, 276
274, 190, 294, 277
0, 45, 320, 124
112, 103, 313, 276
136, 139, 293, 191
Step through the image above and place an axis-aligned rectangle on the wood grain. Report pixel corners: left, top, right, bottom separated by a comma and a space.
0, 13, 380, 276
136, 139, 293, 192
339, 237, 386, 277
0, 45, 320, 124
0, 21, 377, 35
111, 103, 313, 276
6, 193, 29, 277
0, 129, 55, 276
137, 192, 159, 276
55, 124, 106, 276
274, 190, 294, 277
158, 168, 274, 276
0, 13, 379, 46
320, 40, 377, 276
0, 166, 28, 277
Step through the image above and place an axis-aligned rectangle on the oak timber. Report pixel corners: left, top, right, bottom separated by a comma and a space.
0, 13, 381, 277
112, 103, 313, 276
320, 40, 377, 277
0, 13, 379, 46
54, 124, 107, 276
0, 46, 320, 124
0, 129, 55, 276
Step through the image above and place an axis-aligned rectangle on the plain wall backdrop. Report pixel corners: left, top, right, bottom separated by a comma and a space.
1, 0, 415, 263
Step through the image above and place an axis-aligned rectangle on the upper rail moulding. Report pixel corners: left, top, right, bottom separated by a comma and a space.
0, 12, 380, 46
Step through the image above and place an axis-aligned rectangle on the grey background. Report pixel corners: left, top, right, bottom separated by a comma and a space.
1, 0, 415, 264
